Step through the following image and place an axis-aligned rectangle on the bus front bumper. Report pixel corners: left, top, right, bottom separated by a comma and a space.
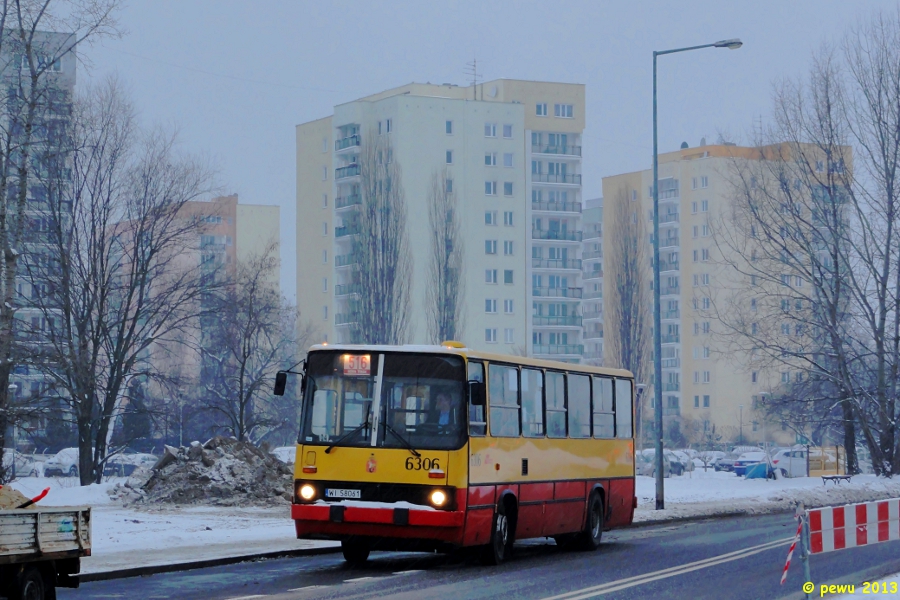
292, 503, 466, 541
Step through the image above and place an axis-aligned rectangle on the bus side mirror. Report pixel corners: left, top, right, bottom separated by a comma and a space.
468, 381, 485, 406
273, 371, 287, 396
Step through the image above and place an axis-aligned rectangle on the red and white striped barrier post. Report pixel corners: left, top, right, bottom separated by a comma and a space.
780, 515, 803, 585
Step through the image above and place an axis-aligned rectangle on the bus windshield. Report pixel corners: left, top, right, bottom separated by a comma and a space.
300, 351, 466, 451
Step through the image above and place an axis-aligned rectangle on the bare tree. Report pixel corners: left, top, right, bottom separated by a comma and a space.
23, 78, 217, 483
605, 186, 651, 444
0, 1, 120, 481
350, 129, 412, 344
425, 166, 464, 343
200, 243, 299, 442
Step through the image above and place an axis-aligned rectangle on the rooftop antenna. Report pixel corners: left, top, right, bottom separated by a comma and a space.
464, 57, 482, 100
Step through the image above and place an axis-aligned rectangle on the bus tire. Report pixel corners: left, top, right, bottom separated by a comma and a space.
341, 539, 370, 566
576, 491, 604, 551
9, 564, 47, 600
482, 499, 514, 565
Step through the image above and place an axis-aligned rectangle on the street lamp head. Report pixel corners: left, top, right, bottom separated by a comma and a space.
714, 38, 743, 50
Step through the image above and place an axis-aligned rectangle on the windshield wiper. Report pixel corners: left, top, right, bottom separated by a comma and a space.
382, 422, 421, 458
325, 415, 371, 454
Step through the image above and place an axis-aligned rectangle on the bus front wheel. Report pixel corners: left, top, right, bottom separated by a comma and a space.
577, 492, 604, 551
341, 539, 370, 566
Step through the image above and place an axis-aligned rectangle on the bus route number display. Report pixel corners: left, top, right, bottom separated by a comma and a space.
342, 354, 371, 376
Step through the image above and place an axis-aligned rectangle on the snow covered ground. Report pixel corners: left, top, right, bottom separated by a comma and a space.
9, 470, 900, 576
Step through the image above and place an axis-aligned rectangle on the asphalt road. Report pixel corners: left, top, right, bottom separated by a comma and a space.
59, 512, 900, 600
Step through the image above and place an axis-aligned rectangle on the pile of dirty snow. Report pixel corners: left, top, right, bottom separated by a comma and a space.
109, 437, 293, 507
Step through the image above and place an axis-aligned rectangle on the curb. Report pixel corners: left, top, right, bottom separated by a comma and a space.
627, 508, 794, 529
78, 544, 341, 583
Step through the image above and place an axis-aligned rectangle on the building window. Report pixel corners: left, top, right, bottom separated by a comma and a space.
702, 248, 709, 261
631, 189, 637, 201
504, 182, 513, 196
322, 194, 328, 208
503, 124, 513, 138
703, 395, 710, 407
701, 200, 709, 212
694, 395, 700, 408
703, 371, 711, 383
446, 120, 453, 134
503, 241, 514, 255
701, 176, 709, 188
485, 123, 497, 137
702, 297, 710, 309
485, 152, 497, 166
693, 225, 699, 238
691, 201, 697, 214
321, 166, 327, 181
554, 103, 574, 118
322, 137, 328, 152
504, 269, 514, 284
385, 118, 392, 133
485, 240, 497, 255
446, 150, 453, 164
702, 321, 710, 334
504, 299, 514, 313
486, 328, 497, 343
378, 121, 382, 134
503, 153, 513, 168
322, 278, 328, 293
504, 328, 514, 343
536, 103, 548, 116
485, 211, 497, 225
485, 299, 498, 313
485, 181, 497, 195
702, 225, 710, 236
693, 371, 700, 384
782, 372, 790, 383
323, 306, 328, 320
486, 269, 498, 284
446, 178, 453, 193
692, 177, 697, 190
322, 250, 327, 264
503, 211, 514, 226
751, 371, 758, 383
322, 222, 328, 236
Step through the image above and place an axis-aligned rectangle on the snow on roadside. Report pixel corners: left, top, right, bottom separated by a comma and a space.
633, 470, 900, 522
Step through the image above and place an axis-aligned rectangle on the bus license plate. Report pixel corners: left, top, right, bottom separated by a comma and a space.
325, 488, 361, 499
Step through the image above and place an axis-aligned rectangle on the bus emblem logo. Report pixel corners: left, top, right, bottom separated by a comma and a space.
366, 455, 377, 473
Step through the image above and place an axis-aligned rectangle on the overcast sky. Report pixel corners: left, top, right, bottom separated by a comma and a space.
79, 0, 897, 302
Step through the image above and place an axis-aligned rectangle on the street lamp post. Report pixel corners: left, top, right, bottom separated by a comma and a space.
7, 384, 17, 479
739, 404, 744, 445
652, 38, 742, 510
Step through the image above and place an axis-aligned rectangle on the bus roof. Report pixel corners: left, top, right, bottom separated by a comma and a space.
306, 343, 634, 379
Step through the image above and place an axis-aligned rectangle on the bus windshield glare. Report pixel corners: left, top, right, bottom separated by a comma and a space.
300, 351, 466, 451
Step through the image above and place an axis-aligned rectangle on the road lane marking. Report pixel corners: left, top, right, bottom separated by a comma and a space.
344, 576, 379, 582
541, 536, 792, 600
226, 596, 267, 600
392, 570, 424, 576
287, 586, 329, 592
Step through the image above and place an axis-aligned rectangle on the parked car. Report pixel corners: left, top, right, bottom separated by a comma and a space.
636, 451, 671, 478
271, 446, 296, 465
734, 451, 768, 476
697, 450, 725, 470
671, 450, 695, 472
43, 448, 80, 477
770, 447, 808, 478
714, 452, 739, 472
1, 449, 41, 478
103, 450, 158, 476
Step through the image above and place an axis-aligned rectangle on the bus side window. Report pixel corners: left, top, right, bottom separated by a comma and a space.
489, 364, 520, 437
567, 374, 591, 438
592, 377, 614, 438
468, 361, 486, 436
615, 379, 633, 439
545, 371, 566, 438
521, 368, 544, 437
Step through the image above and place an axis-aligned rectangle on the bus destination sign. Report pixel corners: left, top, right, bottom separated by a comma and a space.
342, 354, 371, 376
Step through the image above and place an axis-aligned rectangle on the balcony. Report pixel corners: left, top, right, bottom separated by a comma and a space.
532, 144, 582, 157
662, 309, 680, 320
533, 344, 585, 356
334, 225, 360, 238
532, 258, 582, 270
663, 382, 680, 392
335, 253, 358, 268
335, 164, 360, 180
335, 194, 361, 209
335, 283, 361, 297
660, 285, 680, 296
660, 212, 680, 224
583, 310, 602, 320
533, 315, 583, 327
335, 134, 360, 152
583, 227, 601, 240
583, 269, 602, 280
661, 333, 680, 344
532, 229, 582, 242
582, 350, 603, 361
662, 406, 681, 417
659, 260, 680, 272
334, 313, 357, 326
584, 329, 603, 340
662, 357, 681, 368
532, 172, 582, 185
531, 201, 582, 213
532, 286, 583, 299
583, 288, 602, 300
582, 249, 602, 260
659, 235, 680, 248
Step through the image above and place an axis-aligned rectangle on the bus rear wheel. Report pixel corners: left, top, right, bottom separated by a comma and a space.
576, 492, 604, 551
341, 539, 370, 566
482, 500, 513, 565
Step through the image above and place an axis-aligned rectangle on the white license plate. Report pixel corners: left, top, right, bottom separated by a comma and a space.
325, 488, 361, 499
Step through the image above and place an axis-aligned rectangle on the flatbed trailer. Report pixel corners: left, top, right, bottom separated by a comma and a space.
0, 507, 91, 600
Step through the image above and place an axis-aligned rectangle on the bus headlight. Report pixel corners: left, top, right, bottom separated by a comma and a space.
430, 489, 447, 507
299, 484, 316, 501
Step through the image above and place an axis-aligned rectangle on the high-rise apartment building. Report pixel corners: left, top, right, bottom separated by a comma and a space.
296, 80, 586, 361
603, 141, 797, 446
581, 197, 603, 366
